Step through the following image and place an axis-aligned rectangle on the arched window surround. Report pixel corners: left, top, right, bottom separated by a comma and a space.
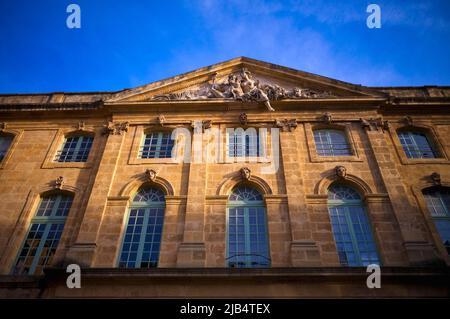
42, 127, 99, 169
0, 128, 23, 169
305, 123, 362, 163
389, 123, 447, 164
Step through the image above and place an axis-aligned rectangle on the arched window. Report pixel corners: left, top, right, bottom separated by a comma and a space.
314, 129, 352, 156
139, 132, 174, 159
397, 130, 439, 159
55, 135, 93, 162
14, 193, 73, 274
423, 187, 450, 255
227, 185, 270, 268
0, 133, 14, 162
118, 187, 165, 268
328, 184, 379, 266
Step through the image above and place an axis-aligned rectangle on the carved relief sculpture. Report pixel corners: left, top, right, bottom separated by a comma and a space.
240, 167, 251, 180
151, 68, 334, 112
55, 176, 64, 189
335, 166, 347, 179
145, 169, 157, 182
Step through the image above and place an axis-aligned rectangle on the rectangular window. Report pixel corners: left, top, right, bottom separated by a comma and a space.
398, 131, 438, 159
55, 136, 93, 162
14, 195, 72, 275
119, 207, 164, 268
424, 189, 450, 255
139, 132, 174, 159
0, 134, 13, 161
228, 129, 260, 157
314, 129, 352, 156
227, 207, 270, 268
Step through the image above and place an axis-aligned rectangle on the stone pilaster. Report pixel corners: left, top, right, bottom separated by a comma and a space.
365, 128, 440, 265
277, 122, 321, 266
176, 122, 207, 267
65, 126, 126, 267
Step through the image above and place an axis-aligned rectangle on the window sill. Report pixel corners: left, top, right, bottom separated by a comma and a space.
128, 157, 180, 165
310, 155, 363, 163
399, 158, 449, 165
41, 161, 93, 169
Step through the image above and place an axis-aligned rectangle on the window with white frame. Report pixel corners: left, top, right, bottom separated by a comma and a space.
139, 132, 174, 159
327, 184, 380, 266
423, 187, 450, 255
0, 133, 14, 162
313, 129, 352, 156
14, 194, 73, 275
227, 185, 270, 268
227, 128, 261, 157
55, 135, 93, 162
118, 187, 166, 268
398, 130, 439, 159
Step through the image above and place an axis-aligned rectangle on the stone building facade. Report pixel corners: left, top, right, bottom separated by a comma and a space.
0, 57, 449, 298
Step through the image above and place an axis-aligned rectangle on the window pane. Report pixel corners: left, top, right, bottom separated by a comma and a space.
398, 131, 437, 159
314, 130, 351, 156
140, 132, 174, 159
14, 194, 72, 275
227, 186, 270, 268
119, 188, 166, 268
228, 129, 260, 157
55, 136, 93, 162
328, 185, 380, 267
0, 134, 13, 161
423, 187, 450, 255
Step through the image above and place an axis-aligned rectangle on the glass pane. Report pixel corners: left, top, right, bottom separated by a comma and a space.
314, 129, 352, 156
229, 185, 263, 202
0, 134, 13, 161
398, 131, 437, 159
227, 207, 270, 268
133, 187, 165, 203
55, 136, 93, 162
228, 129, 260, 157
328, 191, 380, 267
328, 184, 361, 201
140, 132, 174, 159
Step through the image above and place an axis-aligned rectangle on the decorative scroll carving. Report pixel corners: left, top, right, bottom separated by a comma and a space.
240, 167, 251, 180
275, 118, 297, 132
335, 166, 347, 179
322, 112, 332, 124
145, 169, 157, 182
151, 68, 334, 112
103, 121, 129, 135
55, 176, 64, 189
430, 172, 441, 186
239, 113, 248, 125
0, 122, 7, 132
360, 117, 390, 132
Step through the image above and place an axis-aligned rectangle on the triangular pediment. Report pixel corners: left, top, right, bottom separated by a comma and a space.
107, 57, 386, 105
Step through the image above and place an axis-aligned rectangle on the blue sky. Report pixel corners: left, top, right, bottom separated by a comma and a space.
1, 0, 450, 93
